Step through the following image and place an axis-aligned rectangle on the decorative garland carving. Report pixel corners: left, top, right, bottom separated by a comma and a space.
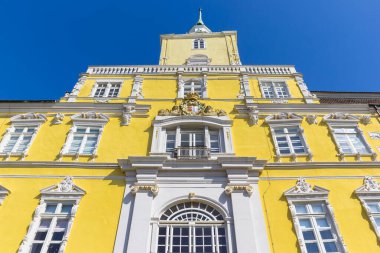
52, 113, 64, 125
158, 92, 226, 116
306, 115, 318, 124
293, 178, 314, 193
224, 185, 253, 196
363, 176, 380, 192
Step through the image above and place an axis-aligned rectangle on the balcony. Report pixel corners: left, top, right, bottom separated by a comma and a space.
174, 146, 210, 159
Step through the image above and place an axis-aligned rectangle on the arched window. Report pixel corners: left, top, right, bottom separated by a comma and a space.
193, 38, 205, 49
157, 201, 228, 253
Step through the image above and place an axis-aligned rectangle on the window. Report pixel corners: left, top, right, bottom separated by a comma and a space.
272, 127, 308, 155
31, 204, 72, 253
165, 127, 224, 159
59, 112, 108, 159
157, 201, 227, 253
355, 176, 380, 238
18, 177, 85, 253
323, 113, 375, 160
91, 81, 121, 98
0, 113, 46, 158
193, 38, 205, 49
67, 126, 100, 155
184, 80, 204, 97
260, 81, 290, 99
331, 127, 370, 154
265, 113, 312, 160
285, 178, 347, 253
0, 126, 36, 154
294, 203, 341, 253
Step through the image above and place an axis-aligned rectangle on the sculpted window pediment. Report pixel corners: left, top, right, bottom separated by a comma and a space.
71, 111, 109, 124
323, 112, 359, 124
10, 113, 47, 124
186, 54, 211, 65
265, 113, 303, 125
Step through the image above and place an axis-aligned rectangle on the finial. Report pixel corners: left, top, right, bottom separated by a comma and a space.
197, 8, 204, 25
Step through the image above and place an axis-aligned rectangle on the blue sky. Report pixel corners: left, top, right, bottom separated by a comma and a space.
0, 0, 379, 100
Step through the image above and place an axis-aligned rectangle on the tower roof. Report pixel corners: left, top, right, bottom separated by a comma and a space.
188, 8, 212, 34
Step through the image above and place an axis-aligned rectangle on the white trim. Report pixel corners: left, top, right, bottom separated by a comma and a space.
284, 178, 347, 253
265, 113, 312, 161
355, 176, 380, 239
323, 113, 376, 161
18, 177, 85, 253
0, 184, 9, 205
90, 80, 123, 98
59, 112, 109, 160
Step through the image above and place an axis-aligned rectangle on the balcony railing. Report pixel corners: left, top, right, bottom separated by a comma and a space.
174, 146, 210, 159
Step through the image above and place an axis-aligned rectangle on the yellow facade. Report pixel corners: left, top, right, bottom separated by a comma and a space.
1, 11, 380, 253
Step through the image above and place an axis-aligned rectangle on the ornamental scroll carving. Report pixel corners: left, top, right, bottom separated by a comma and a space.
363, 176, 380, 192
293, 178, 314, 193
158, 92, 227, 116
131, 184, 159, 197
225, 185, 253, 197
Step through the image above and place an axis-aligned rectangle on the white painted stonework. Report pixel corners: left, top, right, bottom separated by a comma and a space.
114, 156, 270, 253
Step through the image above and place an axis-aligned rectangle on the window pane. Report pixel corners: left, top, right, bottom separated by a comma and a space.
316, 218, 329, 228
295, 204, 308, 214
305, 243, 320, 253
52, 231, 65, 241
320, 230, 334, 240
303, 231, 316, 240
299, 219, 312, 228
61, 204, 73, 214
45, 204, 57, 213
34, 232, 47, 240
16, 136, 32, 152
68, 136, 82, 153
375, 218, 380, 226
367, 203, 380, 213
311, 204, 324, 213
40, 219, 52, 228
56, 219, 69, 229
82, 136, 97, 154
47, 243, 61, 253
31, 243, 43, 253
324, 242, 338, 252
3, 136, 19, 153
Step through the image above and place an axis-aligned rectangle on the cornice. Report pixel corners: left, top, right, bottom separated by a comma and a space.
160, 31, 237, 40
0, 161, 119, 169
266, 161, 380, 169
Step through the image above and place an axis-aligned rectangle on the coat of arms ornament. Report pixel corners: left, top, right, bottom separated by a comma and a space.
158, 92, 227, 116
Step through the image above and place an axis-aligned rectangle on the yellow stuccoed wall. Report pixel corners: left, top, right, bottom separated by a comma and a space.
0, 170, 125, 253
260, 168, 380, 253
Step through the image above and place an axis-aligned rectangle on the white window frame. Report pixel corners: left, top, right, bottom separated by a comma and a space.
90, 80, 123, 98
59, 112, 109, 160
18, 177, 85, 253
0, 184, 9, 205
150, 199, 232, 253
0, 113, 46, 159
355, 176, 380, 239
284, 178, 347, 253
259, 78, 291, 100
193, 38, 206, 49
323, 113, 376, 161
150, 116, 234, 158
265, 113, 312, 161
177, 76, 207, 99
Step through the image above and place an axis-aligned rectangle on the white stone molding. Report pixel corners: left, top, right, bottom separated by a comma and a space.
360, 115, 372, 125
52, 113, 64, 125
237, 74, 252, 99
129, 75, 144, 102
87, 65, 297, 76
186, 54, 211, 65
225, 185, 253, 196
177, 74, 185, 98
323, 112, 376, 161
131, 184, 159, 197
121, 105, 135, 126
294, 75, 317, 104
150, 115, 234, 157
67, 74, 88, 102
0, 113, 47, 160
284, 178, 348, 253
265, 113, 312, 161
0, 184, 10, 205
177, 76, 208, 98
306, 115, 318, 124
59, 112, 109, 160
370, 132, 380, 140
247, 105, 259, 126
18, 177, 85, 253
355, 176, 380, 239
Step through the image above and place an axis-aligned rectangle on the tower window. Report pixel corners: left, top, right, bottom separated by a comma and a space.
193, 38, 205, 49
184, 80, 203, 97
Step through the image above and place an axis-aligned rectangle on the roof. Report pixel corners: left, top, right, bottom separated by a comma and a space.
312, 91, 380, 104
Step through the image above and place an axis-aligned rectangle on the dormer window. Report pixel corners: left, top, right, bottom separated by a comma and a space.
193, 38, 205, 49
91, 81, 122, 98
